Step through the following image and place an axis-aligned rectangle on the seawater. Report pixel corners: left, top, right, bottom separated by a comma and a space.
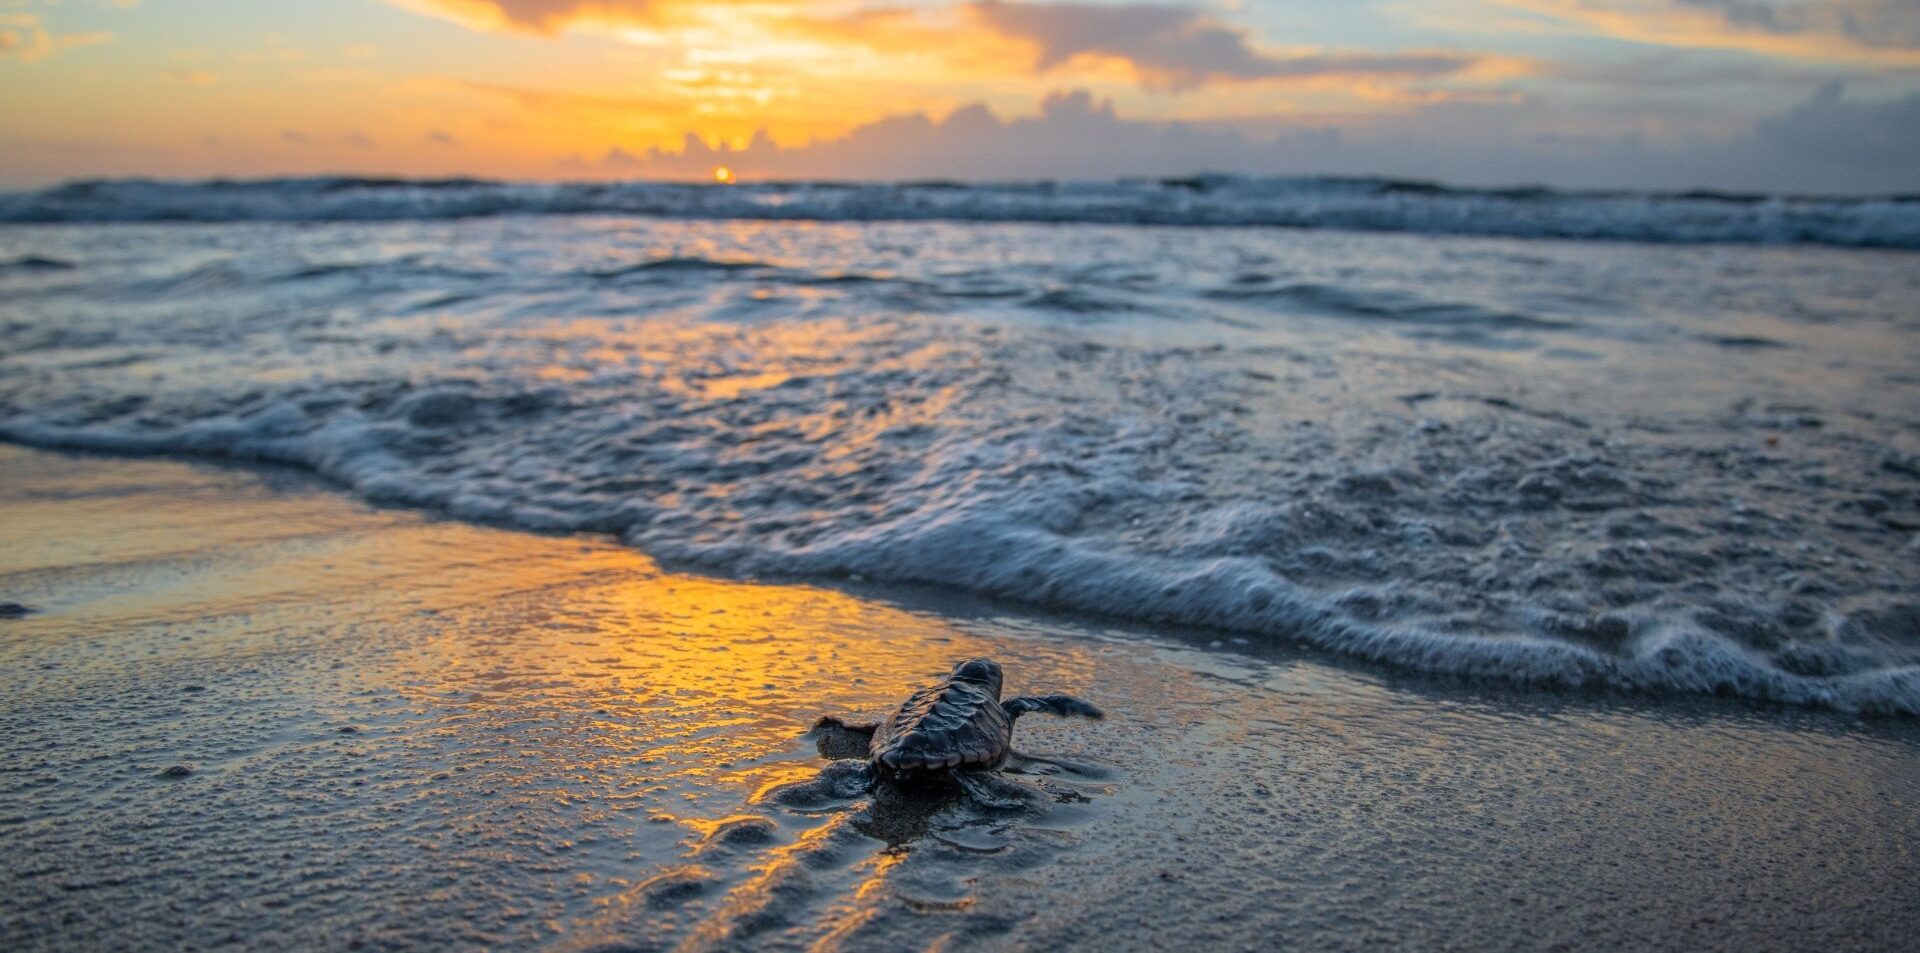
4, 176, 1919, 248
3, 196, 1917, 712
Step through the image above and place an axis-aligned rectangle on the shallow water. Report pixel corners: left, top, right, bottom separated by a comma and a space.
2, 446, 1917, 952
2, 216, 1918, 711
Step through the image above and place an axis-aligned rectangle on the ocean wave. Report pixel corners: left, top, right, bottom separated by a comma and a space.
4, 400, 1916, 716
1205, 281, 1574, 331
3, 213, 1918, 715
3, 175, 1919, 249
0, 255, 77, 273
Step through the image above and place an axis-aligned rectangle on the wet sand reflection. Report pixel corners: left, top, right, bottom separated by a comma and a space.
4, 445, 1917, 953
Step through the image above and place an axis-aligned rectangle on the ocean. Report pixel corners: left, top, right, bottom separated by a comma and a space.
4, 175, 1918, 713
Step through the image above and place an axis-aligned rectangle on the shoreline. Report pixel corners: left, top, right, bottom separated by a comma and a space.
4, 443, 1917, 951
6, 430, 1914, 721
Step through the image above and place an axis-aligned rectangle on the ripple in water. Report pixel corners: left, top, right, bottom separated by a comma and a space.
2, 215, 1918, 712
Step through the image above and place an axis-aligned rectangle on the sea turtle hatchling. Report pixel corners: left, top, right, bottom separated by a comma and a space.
810, 658, 1103, 802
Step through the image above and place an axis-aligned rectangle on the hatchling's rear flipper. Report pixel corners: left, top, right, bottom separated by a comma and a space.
824, 760, 877, 798
809, 716, 878, 759
1002, 695, 1104, 720
773, 759, 875, 807
953, 770, 1031, 810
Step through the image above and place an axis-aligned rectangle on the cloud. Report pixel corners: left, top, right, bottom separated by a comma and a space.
1546, 49, 1831, 88
584, 85, 1920, 194
426, 129, 461, 145
1745, 80, 1920, 172
1674, 0, 1920, 48
392, 1, 1499, 94
600, 146, 644, 168
595, 90, 1272, 180
1486, 0, 1920, 67
971, 1, 1478, 90
0, 14, 112, 62
385, 0, 719, 34
280, 130, 310, 145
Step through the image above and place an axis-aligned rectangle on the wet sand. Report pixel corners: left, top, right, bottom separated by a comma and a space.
2, 443, 1916, 952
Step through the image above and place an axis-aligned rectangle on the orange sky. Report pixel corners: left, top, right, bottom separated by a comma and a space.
2, 0, 1917, 188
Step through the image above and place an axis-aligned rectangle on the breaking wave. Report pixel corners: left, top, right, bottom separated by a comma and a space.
3, 212, 1918, 714
3, 175, 1919, 249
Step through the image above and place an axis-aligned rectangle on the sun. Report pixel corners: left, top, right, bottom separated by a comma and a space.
712, 165, 736, 185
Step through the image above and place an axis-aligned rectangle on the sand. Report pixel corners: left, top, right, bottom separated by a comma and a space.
2, 444, 1916, 952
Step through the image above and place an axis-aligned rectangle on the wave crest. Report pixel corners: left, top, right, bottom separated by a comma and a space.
4, 175, 1919, 249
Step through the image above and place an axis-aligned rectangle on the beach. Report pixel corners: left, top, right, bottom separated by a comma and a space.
4, 187, 1920, 951
4, 443, 1916, 952
10, 0, 1920, 946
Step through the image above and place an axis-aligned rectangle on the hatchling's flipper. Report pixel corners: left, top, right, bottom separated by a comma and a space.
826, 760, 877, 799
772, 759, 875, 807
1002, 695, 1104, 720
809, 716, 878, 759
953, 771, 1029, 810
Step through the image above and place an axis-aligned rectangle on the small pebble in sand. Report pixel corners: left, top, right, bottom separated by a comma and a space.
159, 765, 194, 778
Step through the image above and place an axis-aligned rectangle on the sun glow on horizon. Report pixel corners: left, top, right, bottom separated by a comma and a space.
0, 0, 1916, 191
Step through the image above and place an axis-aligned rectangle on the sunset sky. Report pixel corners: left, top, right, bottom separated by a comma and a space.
3, 0, 1918, 190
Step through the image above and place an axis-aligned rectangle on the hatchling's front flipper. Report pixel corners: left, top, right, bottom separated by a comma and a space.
1002, 695, 1104, 720
809, 716, 878, 759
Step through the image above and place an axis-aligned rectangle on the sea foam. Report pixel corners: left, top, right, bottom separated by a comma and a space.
3, 213, 1917, 713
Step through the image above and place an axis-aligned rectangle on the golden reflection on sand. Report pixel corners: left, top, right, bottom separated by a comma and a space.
0, 444, 1102, 949
9, 445, 1914, 952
